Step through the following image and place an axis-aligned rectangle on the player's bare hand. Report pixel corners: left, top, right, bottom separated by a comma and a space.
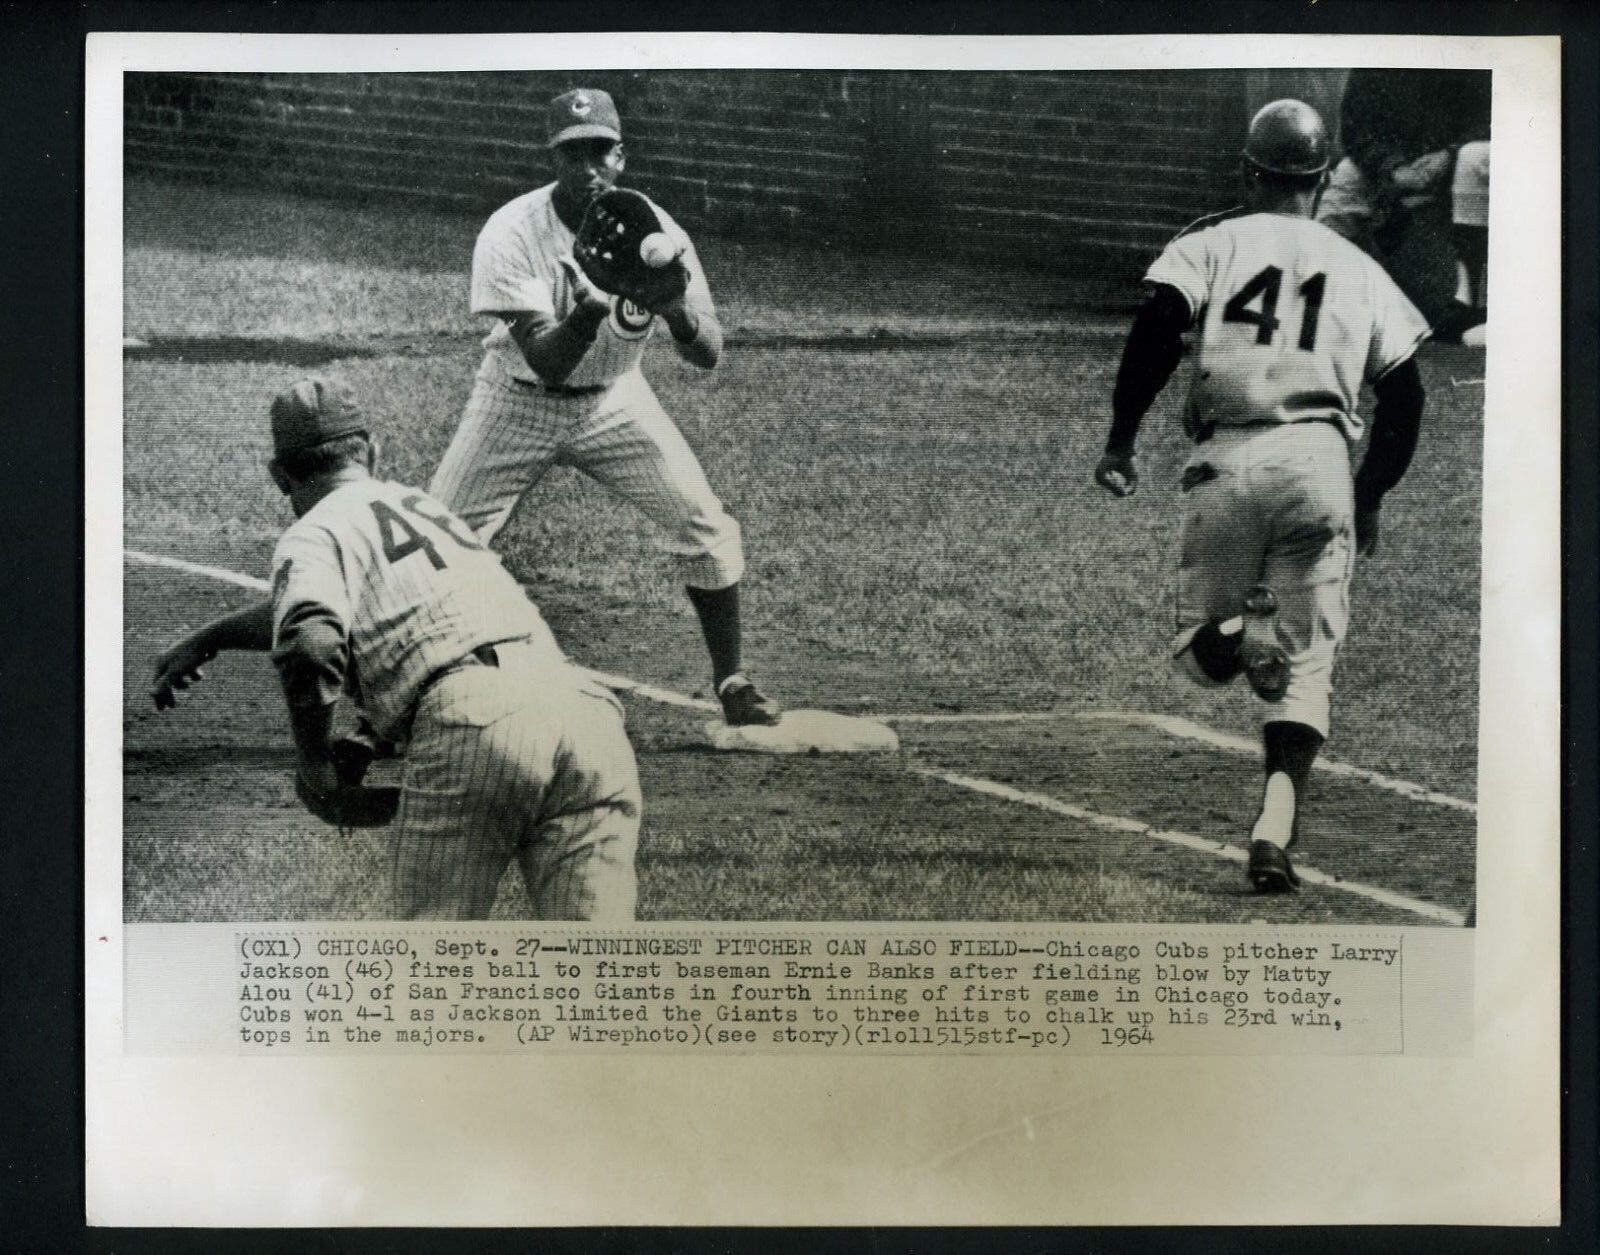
1094, 450, 1138, 498
1355, 505, 1382, 557
558, 256, 611, 316
151, 637, 215, 710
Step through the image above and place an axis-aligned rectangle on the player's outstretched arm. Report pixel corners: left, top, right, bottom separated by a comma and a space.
1096, 283, 1192, 497
151, 598, 274, 709
1354, 355, 1426, 556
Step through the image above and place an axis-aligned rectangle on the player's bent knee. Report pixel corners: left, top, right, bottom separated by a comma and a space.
673, 511, 745, 589
1271, 689, 1332, 742
392, 839, 507, 921
682, 549, 745, 591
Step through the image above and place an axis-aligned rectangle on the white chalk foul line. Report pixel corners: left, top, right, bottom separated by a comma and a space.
124, 551, 722, 713
575, 667, 719, 714
908, 765, 1466, 926
885, 711, 1064, 724
1077, 711, 1476, 814
129, 549, 271, 592
128, 548, 1466, 925
886, 706, 1474, 814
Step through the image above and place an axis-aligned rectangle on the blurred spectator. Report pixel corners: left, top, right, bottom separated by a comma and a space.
1317, 69, 1491, 343
1451, 139, 1490, 344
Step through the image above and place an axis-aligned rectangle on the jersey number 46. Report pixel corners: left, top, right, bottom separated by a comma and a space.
370, 495, 483, 571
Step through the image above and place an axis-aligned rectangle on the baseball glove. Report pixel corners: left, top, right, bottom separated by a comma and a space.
573, 188, 689, 312
294, 763, 400, 831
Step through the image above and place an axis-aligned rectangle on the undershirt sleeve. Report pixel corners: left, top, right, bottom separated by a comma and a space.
1355, 356, 1426, 510
269, 527, 353, 709
1106, 283, 1195, 451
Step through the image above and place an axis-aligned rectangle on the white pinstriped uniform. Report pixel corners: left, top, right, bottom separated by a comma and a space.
428, 183, 744, 589
271, 478, 640, 920
1149, 211, 1429, 736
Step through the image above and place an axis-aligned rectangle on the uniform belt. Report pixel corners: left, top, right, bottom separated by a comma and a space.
417, 642, 507, 701
390, 643, 506, 744
512, 377, 608, 397
1193, 416, 1342, 444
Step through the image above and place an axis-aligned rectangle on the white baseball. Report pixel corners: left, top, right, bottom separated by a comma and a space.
639, 232, 679, 268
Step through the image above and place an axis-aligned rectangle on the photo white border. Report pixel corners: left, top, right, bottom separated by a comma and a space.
87, 31, 1560, 1226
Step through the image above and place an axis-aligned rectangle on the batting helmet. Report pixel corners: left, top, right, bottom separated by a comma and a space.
1242, 99, 1330, 177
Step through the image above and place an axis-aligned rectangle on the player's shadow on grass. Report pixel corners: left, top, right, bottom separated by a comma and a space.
124, 744, 296, 772
124, 335, 382, 366
652, 740, 760, 756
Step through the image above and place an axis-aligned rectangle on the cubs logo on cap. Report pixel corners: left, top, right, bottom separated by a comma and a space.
270, 377, 367, 456
547, 87, 622, 147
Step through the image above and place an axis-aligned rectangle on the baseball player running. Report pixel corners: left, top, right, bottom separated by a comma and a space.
152, 378, 642, 920
428, 86, 780, 727
1093, 100, 1430, 893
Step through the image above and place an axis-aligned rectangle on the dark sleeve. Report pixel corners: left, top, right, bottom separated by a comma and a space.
507, 308, 605, 386
271, 603, 349, 709
1105, 283, 1194, 452
1354, 356, 1426, 510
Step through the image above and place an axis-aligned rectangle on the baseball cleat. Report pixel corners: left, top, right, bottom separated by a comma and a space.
1239, 584, 1290, 703
717, 674, 782, 727
1247, 839, 1302, 893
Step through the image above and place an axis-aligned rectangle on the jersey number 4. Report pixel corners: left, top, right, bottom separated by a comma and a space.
371, 495, 483, 571
1222, 266, 1327, 351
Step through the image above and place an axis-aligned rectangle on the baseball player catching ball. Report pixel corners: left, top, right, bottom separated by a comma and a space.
427, 86, 780, 727
152, 378, 642, 920
1094, 100, 1430, 893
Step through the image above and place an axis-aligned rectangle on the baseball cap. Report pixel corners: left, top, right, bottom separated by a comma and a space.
546, 88, 622, 147
269, 377, 367, 457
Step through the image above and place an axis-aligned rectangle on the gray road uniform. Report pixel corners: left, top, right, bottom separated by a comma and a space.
1147, 210, 1429, 736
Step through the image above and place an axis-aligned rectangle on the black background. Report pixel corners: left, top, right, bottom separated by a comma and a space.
3, 1, 1594, 1250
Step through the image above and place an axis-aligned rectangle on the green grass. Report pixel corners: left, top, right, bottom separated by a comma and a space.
121, 177, 1481, 922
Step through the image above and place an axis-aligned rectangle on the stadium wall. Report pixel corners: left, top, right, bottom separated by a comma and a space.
126, 70, 1251, 281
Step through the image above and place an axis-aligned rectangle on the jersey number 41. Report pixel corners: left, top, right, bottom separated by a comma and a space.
1223, 265, 1327, 352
